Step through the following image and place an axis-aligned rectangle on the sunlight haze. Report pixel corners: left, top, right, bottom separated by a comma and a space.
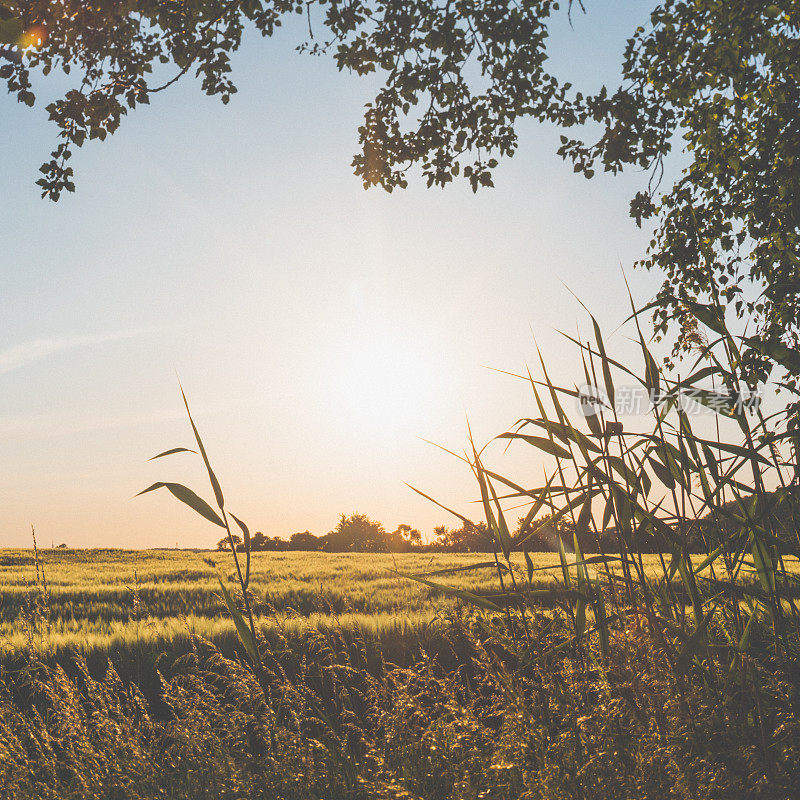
0, 2, 661, 548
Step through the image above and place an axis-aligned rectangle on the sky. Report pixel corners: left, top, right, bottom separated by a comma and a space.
0, 2, 677, 549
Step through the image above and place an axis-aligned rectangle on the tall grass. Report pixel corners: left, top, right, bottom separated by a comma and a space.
3, 604, 799, 799
404, 295, 800, 675
3, 296, 799, 798
121, 295, 800, 796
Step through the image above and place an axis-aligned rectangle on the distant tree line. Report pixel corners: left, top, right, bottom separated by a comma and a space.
214, 511, 633, 555
216, 490, 800, 555
217, 514, 424, 554
217, 513, 469, 554
213, 511, 644, 554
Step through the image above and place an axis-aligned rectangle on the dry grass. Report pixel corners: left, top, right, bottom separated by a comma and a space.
1, 610, 798, 800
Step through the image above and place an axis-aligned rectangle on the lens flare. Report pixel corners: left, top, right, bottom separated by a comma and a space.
19, 25, 47, 49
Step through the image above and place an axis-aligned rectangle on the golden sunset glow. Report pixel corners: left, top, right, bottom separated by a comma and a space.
3, 5, 797, 797
326, 330, 439, 439
2, 0, 654, 554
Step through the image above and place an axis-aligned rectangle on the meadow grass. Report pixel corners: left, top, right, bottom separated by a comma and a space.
3, 549, 796, 662
0, 550, 576, 659
0, 549, 798, 655
3, 299, 800, 799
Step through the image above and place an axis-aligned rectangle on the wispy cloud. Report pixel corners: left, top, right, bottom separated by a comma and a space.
0, 325, 167, 377
0, 393, 264, 442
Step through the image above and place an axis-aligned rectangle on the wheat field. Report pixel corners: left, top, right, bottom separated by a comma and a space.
1, 549, 554, 658
4, 548, 790, 662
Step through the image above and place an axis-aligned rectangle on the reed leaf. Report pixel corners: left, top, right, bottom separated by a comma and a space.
136, 482, 225, 527
215, 573, 259, 663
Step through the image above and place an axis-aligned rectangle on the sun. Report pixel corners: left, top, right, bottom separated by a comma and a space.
326, 330, 439, 441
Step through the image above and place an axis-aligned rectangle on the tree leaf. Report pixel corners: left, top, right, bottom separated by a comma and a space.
230, 513, 251, 589
591, 316, 615, 407
496, 432, 573, 460
524, 549, 535, 583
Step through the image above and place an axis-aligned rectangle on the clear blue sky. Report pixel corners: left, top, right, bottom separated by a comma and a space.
1, 2, 673, 548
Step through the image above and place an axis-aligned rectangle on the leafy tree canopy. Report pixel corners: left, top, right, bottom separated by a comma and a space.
431, 521, 493, 553
2, 1, 799, 378
323, 512, 386, 552
289, 530, 322, 550
217, 533, 242, 551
